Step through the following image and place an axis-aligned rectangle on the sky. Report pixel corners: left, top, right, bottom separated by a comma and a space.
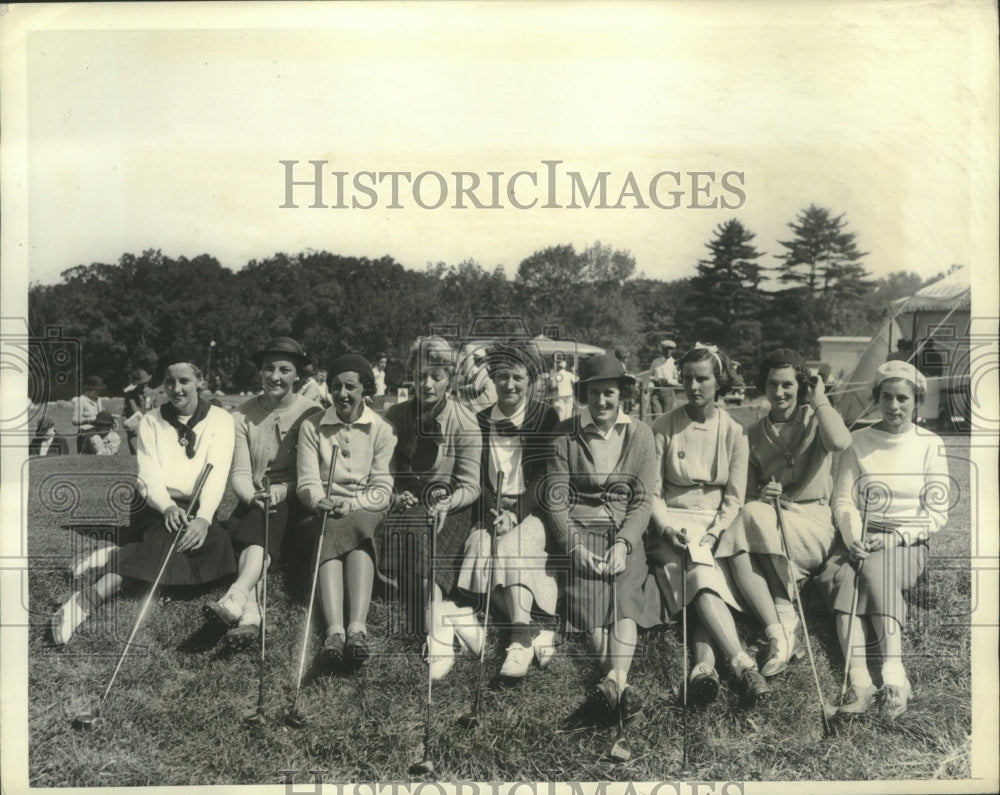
3, 1, 997, 291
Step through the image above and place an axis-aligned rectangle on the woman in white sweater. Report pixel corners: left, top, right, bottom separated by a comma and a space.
815, 361, 950, 718
52, 345, 236, 645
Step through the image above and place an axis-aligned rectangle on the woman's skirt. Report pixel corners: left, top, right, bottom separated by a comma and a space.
715, 499, 837, 588
116, 502, 236, 586
380, 504, 474, 635
813, 534, 928, 626
226, 496, 307, 565
634, 508, 741, 627
299, 508, 388, 566
456, 515, 558, 616
562, 520, 651, 633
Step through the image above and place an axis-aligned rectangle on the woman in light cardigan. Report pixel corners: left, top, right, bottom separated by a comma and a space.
638, 344, 770, 707
52, 345, 235, 645
815, 360, 949, 718
204, 337, 322, 647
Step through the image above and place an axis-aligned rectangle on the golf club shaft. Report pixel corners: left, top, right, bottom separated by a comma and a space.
100, 463, 214, 705
681, 545, 688, 769
840, 487, 872, 699
291, 448, 339, 707
470, 471, 503, 718
772, 497, 830, 732
423, 509, 444, 762
257, 472, 271, 712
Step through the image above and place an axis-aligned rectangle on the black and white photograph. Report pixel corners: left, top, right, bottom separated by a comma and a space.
1, 2, 997, 792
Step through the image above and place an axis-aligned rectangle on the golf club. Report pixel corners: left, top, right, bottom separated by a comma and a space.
835, 486, 873, 722
458, 471, 503, 729
71, 463, 214, 731
608, 569, 630, 763
244, 471, 272, 727
681, 543, 689, 771
283, 449, 339, 729
409, 508, 445, 776
771, 496, 836, 734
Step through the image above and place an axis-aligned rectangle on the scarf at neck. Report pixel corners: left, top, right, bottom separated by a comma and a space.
160, 398, 211, 458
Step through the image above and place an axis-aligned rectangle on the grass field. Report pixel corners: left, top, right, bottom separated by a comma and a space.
26, 400, 972, 786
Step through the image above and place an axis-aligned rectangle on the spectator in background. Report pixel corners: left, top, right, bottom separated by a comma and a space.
887, 338, 913, 363
71, 375, 106, 454
314, 368, 332, 408
548, 354, 578, 422
123, 367, 158, 455
84, 411, 122, 456
614, 345, 635, 415
917, 339, 944, 378
29, 417, 70, 457
372, 352, 389, 410
649, 340, 679, 416
297, 363, 324, 403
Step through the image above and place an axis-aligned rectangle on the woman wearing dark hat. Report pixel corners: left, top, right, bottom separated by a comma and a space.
456, 341, 561, 680
545, 353, 655, 724
296, 353, 397, 669
71, 375, 106, 453
82, 411, 122, 456
203, 337, 322, 647
715, 348, 851, 677
28, 416, 70, 457
52, 344, 237, 645
123, 367, 158, 455
814, 361, 948, 717
382, 336, 483, 680
638, 343, 771, 707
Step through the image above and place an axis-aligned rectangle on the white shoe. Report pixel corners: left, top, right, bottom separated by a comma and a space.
499, 642, 533, 679
52, 591, 90, 645
448, 604, 484, 656
533, 629, 557, 670
69, 544, 114, 578
425, 601, 455, 681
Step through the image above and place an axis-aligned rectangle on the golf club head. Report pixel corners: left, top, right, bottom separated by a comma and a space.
282, 704, 307, 729
242, 708, 267, 728
408, 758, 435, 777
609, 733, 631, 763
457, 711, 480, 729
71, 707, 102, 732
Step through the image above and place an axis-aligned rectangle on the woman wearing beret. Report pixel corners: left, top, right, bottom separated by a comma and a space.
715, 348, 851, 676
457, 341, 561, 681
203, 337, 322, 647
382, 336, 483, 680
297, 354, 397, 669
815, 361, 949, 717
546, 354, 655, 724
52, 345, 236, 644
639, 344, 770, 707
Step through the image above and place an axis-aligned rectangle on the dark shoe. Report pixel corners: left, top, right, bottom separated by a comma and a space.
837, 683, 878, 715
320, 632, 346, 669
346, 630, 371, 668
688, 663, 720, 706
563, 678, 618, 729
618, 686, 644, 725
224, 623, 260, 651
738, 668, 772, 707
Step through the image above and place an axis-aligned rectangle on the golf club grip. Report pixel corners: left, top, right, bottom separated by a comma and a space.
182, 463, 214, 522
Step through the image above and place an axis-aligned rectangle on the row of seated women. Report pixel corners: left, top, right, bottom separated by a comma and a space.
50, 336, 948, 724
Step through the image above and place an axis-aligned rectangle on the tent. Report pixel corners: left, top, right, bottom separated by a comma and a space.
836, 267, 971, 427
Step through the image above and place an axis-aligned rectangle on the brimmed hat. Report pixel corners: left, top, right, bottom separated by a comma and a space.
252, 337, 311, 370
133, 368, 152, 385
871, 360, 927, 392
578, 354, 636, 387
93, 411, 115, 430
660, 340, 677, 349
83, 375, 106, 392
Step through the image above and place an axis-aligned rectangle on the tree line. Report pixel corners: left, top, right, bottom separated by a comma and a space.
28, 204, 951, 399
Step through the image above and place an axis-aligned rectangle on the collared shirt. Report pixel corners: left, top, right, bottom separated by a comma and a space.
296, 404, 397, 514
579, 407, 631, 475
373, 366, 387, 397
651, 356, 678, 385
487, 402, 527, 497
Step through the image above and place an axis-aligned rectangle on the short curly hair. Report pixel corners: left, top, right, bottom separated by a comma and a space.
755, 348, 810, 394
677, 345, 739, 398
